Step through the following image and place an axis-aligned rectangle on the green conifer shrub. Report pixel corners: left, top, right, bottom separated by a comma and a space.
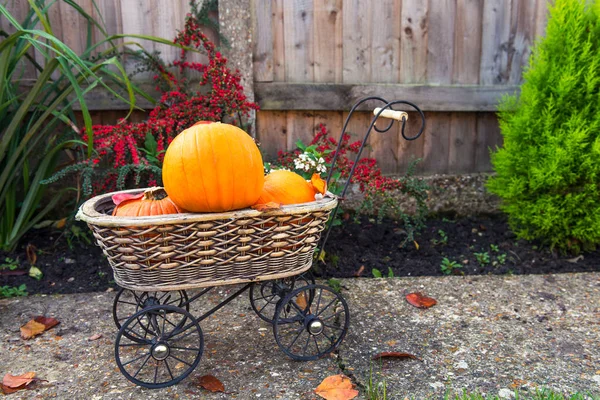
487, 0, 600, 253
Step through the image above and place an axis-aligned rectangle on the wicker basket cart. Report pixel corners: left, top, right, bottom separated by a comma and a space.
76, 98, 425, 389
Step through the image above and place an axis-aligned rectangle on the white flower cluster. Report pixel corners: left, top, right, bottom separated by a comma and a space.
294, 152, 327, 173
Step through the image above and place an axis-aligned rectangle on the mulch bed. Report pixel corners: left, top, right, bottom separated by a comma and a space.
1, 214, 599, 295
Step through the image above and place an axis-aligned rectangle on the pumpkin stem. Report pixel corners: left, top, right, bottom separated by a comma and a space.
143, 187, 169, 201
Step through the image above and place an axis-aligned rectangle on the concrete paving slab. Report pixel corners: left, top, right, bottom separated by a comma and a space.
0, 273, 598, 399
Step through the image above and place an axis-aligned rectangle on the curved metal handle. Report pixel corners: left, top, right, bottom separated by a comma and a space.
318, 97, 426, 257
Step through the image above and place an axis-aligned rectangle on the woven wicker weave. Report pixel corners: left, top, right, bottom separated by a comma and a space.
76, 189, 337, 291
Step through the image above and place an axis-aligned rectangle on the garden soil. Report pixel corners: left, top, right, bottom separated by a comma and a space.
1, 214, 599, 295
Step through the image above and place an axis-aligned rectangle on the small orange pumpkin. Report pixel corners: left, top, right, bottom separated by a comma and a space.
255, 171, 327, 206
162, 122, 264, 212
112, 187, 182, 217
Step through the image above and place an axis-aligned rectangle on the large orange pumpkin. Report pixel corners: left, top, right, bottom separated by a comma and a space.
255, 171, 327, 205
112, 187, 182, 217
162, 122, 264, 212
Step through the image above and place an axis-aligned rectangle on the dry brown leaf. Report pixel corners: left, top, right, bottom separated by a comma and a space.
26, 244, 37, 265
0, 269, 27, 276
34, 316, 60, 331
87, 333, 102, 341
314, 374, 359, 400
354, 265, 365, 277
54, 217, 67, 229
405, 292, 437, 309
371, 352, 421, 361
20, 321, 46, 340
296, 291, 308, 310
1, 372, 36, 394
196, 375, 225, 393
20, 316, 60, 339
251, 202, 281, 211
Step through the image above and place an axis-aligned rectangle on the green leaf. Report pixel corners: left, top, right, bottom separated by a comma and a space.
144, 131, 158, 155
28, 266, 43, 281
372, 268, 382, 278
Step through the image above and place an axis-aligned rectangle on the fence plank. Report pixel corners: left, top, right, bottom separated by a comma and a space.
313, 0, 343, 83
342, 111, 373, 159
453, 0, 483, 84
369, 113, 399, 174
92, 0, 123, 53
257, 110, 288, 161
283, 0, 314, 82
119, 0, 156, 80
400, 0, 428, 83
421, 112, 451, 174
286, 111, 314, 150
448, 113, 477, 173
509, 0, 536, 83
254, 82, 520, 112
475, 112, 503, 172
427, 0, 455, 84
398, 111, 425, 173
534, 0, 549, 40
252, 0, 274, 82
2, 0, 38, 80
272, 0, 286, 81
342, 0, 371, 83
480, 0, 513, 84
370, 0, 401, 83
314, 110, 344, 143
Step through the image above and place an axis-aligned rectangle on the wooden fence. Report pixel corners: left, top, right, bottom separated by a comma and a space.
1, 0, 550, 175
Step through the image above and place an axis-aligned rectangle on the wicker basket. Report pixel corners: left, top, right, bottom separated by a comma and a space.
76, 189, 337, 291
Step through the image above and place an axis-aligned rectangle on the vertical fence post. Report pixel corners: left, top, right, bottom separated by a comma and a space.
219, 0, 256, 137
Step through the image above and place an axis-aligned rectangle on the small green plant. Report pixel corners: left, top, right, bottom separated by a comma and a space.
0, 257, 19, 270
65, 224, 92, 250
496, 253, 507, 265
490, 244, 499, 252
327, 278, 342, 294
364, 364, 387, 400
0, 284, 27, 298
440, 257, 462, 275
473, 251, 491, 266
372, 268, 382, 278
98, 271, 107, 279
431, 229, 449, 246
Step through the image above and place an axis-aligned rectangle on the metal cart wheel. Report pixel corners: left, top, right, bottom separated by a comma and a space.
113, 289, 190, 342
273, 284, 350, 361
115, 304, 204, 389
249, 271, 315, 323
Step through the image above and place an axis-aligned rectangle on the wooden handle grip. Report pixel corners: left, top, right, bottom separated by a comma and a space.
373, 108, 408, 121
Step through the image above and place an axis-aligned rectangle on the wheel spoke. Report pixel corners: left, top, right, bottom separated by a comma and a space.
170, 346, 202, 352
283, 325, 305, 350
122, 351, 151, 367
314, 288, 324, 315
117, 300, 138, 306
302, 333, 311, 357
322, 321, 344, 331
320, 311, 346, 322
153, 363, 159, 384
132, 354, 152, 378
158, 291, 170, 302
313, 336, 321, 355
119, 342, 148, 348
169, 353, 193, 367
316, 297, 338, 317
164, 359, 175, 381
161, 309, 167, 337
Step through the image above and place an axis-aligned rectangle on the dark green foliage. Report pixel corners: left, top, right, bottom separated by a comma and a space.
487, 0, 600, 253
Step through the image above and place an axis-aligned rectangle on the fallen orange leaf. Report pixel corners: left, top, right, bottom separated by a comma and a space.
251, 202, 281, 211
20, 321, 46, 340
314, 374, 358, 400
296, 291, 308, 310
34, 316, 60, 330
1, 372, 36, 394
196, 375, 225, 393
20, 316, 60, 339
372, 351, 421, 361
405, 292, 437, 309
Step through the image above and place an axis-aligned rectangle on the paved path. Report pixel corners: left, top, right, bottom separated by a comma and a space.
1, 273, 599, 399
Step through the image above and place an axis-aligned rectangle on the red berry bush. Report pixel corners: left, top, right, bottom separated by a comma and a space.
274, 123, 429, 245
47, 2, 258, 196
